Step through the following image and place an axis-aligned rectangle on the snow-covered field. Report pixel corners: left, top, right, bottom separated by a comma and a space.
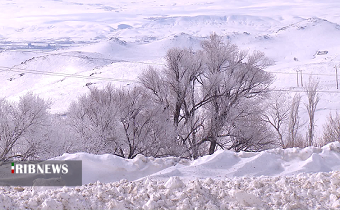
1, 0, 340, 117
2, 142, 340, 209
1, 0, 340, 209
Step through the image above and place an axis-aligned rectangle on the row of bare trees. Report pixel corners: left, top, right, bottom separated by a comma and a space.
0, 34, 339, 161
68, 85, 177, 158
263, 77, 321, 148
62, 34, 275, 159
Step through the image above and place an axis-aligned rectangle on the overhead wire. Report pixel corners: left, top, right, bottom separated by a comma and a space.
267, 70, 337, 77
1, 65, 340, 94
4, 48, 340, 76
0, 65, 138, 82
269, 89, 340, 94
1, 49, 340, 93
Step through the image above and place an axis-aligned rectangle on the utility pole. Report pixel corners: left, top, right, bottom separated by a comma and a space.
296, 70, 299, 87
336, 65, 339, 89
300, 70, 303, 87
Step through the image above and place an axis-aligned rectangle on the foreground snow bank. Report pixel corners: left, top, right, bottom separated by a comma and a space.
53, 142, 340, 184
2, 142, 340, 209
1, 171, 340, 209
52, 153, 182, 184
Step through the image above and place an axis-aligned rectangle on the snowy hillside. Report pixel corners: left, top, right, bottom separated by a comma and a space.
1, 0, 340, 135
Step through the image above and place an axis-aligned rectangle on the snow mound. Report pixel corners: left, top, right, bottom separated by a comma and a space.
1, 143, 340, 209
2, 172, 340, 209
49, 142, 340, 185
52, 152, 180, 184
164, 176, 185, 190
148, 142, 340, 180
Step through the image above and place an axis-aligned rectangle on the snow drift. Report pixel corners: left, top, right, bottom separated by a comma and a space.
2, 142, 340, 209
53, 141, 340, 184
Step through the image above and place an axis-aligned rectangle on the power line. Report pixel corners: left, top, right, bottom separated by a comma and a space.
1, 62, 338, 83
2, 65, 340, 94
0, 66, 138, 83
5, 49, 340, 77
270, 89, 340, 94
0, 64, 332, 85
268, 70, 336, 77
2, 49, 340, 93
4, 48, 340, 77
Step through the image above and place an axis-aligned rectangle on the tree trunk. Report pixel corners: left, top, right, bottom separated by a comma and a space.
174, 102, 181, 126
209, 139, 217, 155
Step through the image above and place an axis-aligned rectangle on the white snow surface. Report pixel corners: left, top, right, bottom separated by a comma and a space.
2, 142, 340, 209
1, 0, 340, 137
51, 141, 340, 184
2, 0, 340, 209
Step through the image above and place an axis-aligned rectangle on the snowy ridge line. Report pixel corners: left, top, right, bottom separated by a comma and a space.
1, 172, 340, 209
2, 49, 166, 66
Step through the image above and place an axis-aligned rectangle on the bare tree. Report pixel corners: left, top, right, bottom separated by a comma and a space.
139, 67, 184, 157
322, 112, 340, 146
200, 34, 274, 154
139, 66, 170, 109
287, 93, 303, 148
68, 84, 175, 158
262, 92, 290, 148
305, 77, 320, 146
225, 98, 276, 152
68, 84, 122, 155
39, 114, 77, 159
0, 93, 50, 161
140, 48, 206, 159
262, 92, 305, 148
115, 86, 175, 158
140, 34, 274, 158
139, 33, 280, 158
